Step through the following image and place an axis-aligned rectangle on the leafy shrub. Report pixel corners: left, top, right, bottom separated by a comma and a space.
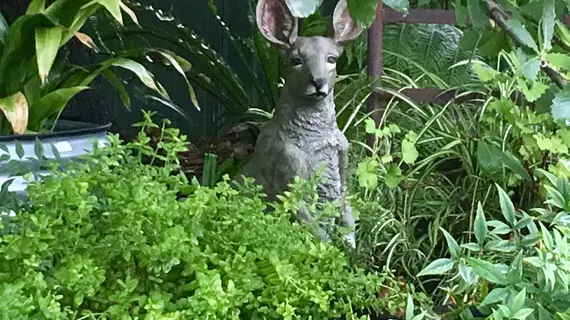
0, 114, 398, 319
418, 174, 570, 319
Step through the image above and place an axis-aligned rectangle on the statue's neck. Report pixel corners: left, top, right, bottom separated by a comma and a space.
274, 86, 336, 131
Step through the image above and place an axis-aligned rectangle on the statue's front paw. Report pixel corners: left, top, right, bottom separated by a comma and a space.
344, 232, 356, 249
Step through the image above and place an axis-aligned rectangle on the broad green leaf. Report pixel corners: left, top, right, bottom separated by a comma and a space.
538, 305, 553, 320
509, 288, 526, 312
60, 3, 99, 45
402, 131, 418, 164
364, 118, 377, 134
458, 262, 476, 284
512, 308, 534, 320
35, 26, 63, 82
523, 256, 543, 267
466, 257, 508, 285
385, 163, 403, 189
501, 151, 531, 180
546, 53, 570, 71
285, 0, 321, 18
0, 14, 54, 94
506, 18, 539, 52
455, 0, 469, 26
492, 310, 502, 320
111, 59, 168, 98
120, 2, 139, 25
50, 143, 61, 160
467, 0, 488, 30
512, 250, 524, 276
515, 215, 533, 230
555, 20, 570, 46
481, 287, 509, 306
73, 291, 84, 307
406, 293, 414, 320
15, 142, 24, 159
472, 63, 499, 82
0, 92, 28, 134
484, 240, 517, 252
384, 0, 409, 13
97, 0, 123, 25
498, 305, 511, 318
477, 141, 502, 173
27, 0, 46, 14
521, 57, 540, 81
542, 0, 555, 52
475, 202, 487, 246
552, 87, 570, 121
521, 81, 549, 102
488, 220, 512, 235
43, 0, 94, 28
440, 228, 460, 258
417, 258, 455, 276
33, 138, 44, 159
28, 86, 89, 130
100, 69, 130, 109
539, 222, 554, 250
496, 184, 516, 225
347, 0, 377, 26
357, 159, 379, 190
461, 243, 482, 251
153, 50, 200, 110
544, 185, 565, 209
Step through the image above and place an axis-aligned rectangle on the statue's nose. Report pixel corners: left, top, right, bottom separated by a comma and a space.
310, 77, 326, 91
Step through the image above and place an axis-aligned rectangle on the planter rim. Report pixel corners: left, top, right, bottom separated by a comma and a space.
0, 120, 111, 142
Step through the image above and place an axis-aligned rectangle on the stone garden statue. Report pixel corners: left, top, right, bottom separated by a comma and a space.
242, 0, 363, 247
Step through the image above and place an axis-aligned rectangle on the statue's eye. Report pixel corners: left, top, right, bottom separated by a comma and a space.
327, 56, 337, 64
291, 57, 303, 66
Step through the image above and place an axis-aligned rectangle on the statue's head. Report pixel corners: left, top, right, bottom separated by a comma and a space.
256, 0, 363, 100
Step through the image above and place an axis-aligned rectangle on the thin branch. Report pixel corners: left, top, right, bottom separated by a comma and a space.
484, 0, 567, 89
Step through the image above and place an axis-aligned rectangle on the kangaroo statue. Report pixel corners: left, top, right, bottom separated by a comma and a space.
242, 0, 363, 247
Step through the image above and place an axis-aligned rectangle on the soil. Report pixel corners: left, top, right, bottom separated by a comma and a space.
147, 122, 258, 180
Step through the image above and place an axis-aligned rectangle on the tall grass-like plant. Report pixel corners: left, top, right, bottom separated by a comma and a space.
87, 0, 279, 136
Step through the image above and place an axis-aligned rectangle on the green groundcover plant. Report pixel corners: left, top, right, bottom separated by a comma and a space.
0, 112, 412, 319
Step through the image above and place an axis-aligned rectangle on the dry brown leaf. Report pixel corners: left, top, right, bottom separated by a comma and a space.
74, 32, 99, 52
0, 92, 29, 134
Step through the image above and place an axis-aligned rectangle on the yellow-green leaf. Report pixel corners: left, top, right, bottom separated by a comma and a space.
35, 26, 63, 82
26, 0, 46, 14
546, 53, 570, 71
96, 0, 123, 25
28, 87, 89, 130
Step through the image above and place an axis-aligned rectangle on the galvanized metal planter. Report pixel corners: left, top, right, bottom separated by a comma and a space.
0, 120, 111, 198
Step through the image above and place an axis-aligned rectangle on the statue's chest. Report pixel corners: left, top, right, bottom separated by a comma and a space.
282, 129, 340, 179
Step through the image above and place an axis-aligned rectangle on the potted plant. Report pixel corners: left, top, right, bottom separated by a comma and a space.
0, 0, 198, 197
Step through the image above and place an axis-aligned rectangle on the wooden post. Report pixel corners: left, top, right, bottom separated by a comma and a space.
366, 0, 383, 151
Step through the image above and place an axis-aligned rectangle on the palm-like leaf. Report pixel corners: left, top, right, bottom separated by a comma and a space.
382, 24, 481, 87
88, 1, 278, 132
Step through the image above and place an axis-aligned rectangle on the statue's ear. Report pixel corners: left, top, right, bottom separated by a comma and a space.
332, 0, 363, 45
256, 0, 298, 50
